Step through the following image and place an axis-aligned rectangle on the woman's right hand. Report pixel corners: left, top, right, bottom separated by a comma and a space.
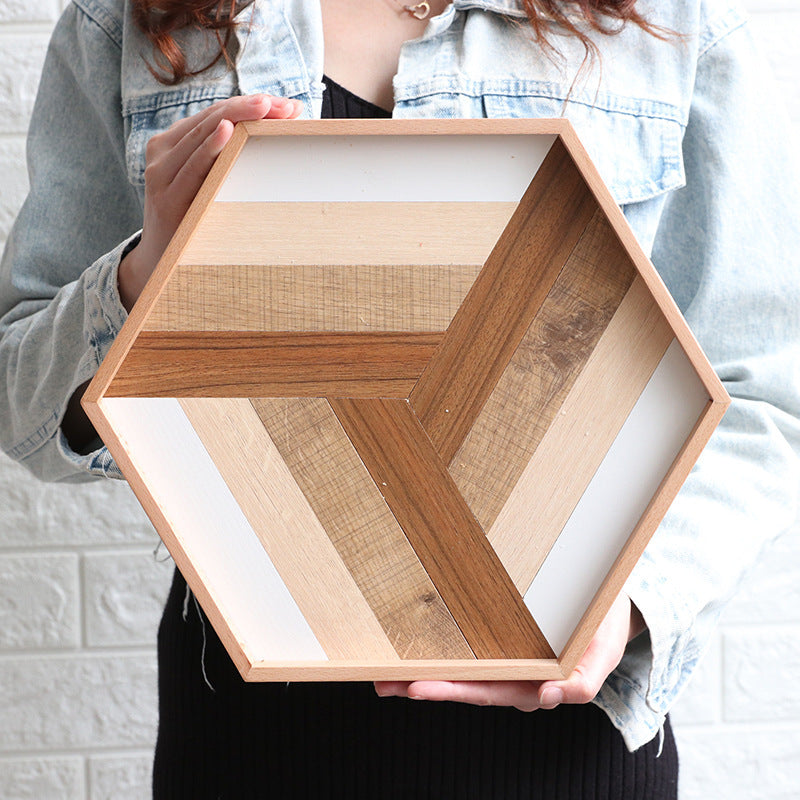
118, 94, 302, 311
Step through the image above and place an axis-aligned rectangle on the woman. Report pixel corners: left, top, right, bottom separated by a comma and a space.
1, 0, 798, 796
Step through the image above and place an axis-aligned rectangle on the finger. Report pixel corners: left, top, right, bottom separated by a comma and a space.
538, 594, 633, 709
167, 118, 235, 206
374, 681, 412, 698
538, 664, 601, 709
152, 95, 273, 186
262, 97, 304, 119
156, 94, 273, 150
404, 681, 542, 712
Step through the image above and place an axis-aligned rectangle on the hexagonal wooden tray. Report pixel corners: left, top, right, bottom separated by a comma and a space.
84, 119, 728, 681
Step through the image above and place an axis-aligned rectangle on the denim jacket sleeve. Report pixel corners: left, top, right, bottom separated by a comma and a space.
596, 9, 800, 750
0, 0, 141, 481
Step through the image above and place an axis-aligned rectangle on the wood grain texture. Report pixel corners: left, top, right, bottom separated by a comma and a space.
240, 117, 569, 138
487, 276, 675, 594
106, 331, 442, 397
556, 123, 730, 409
409, 138, 598, 464
82, 123, 251, 407
178, 202, 517, 267
450, 210, 635, 530
179, 398, 398, 661
250, 397, 473, 660
329, 397, 554, 660
245, 659, 567, 682
144, 264, 482, 332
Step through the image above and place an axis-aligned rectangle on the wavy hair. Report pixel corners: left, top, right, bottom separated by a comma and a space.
132, 0, 665, 86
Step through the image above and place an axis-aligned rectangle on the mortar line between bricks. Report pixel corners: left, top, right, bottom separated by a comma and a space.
78, 551, 88, 649
0, 746, 156, 760
717, 629, 726, 725
0, 646, 156, 659
84, 753, 92, 800
0, 23, 59, 34
0, 543, 168, 556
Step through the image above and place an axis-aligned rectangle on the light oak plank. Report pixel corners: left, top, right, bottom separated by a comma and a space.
450, 211, 635, 530
330, 397, 554, 660
239, 118, 569, 138
144, 264, 482, 332
488, 276, 674, 594
180, 398, 398, 661
245, 659, 567, 682
178, 202, 518, 267
409, 138, 598, 464
106, 331, 441, 397
251, 398, 473, 660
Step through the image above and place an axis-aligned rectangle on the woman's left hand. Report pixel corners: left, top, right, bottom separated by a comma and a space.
374, 591, 644, 711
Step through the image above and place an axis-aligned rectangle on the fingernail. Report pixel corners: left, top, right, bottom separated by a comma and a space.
540, 688, 563, 707
270, 96, 289, 107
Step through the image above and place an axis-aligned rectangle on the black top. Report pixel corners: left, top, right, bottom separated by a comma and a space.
151, 78, 678, 799
322, 74, 392, 119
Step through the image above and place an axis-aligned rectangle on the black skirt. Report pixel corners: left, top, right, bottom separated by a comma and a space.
152, 568, 678, 799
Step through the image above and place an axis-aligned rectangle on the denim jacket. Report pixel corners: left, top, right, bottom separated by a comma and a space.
1, 0, 798, 751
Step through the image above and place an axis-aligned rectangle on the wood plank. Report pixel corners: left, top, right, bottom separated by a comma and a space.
556, 123, 729, 410
238, 117, 569, 139
82, 123, 251, 407
106, 331, 442, 397
329, 397, 555, 660
409, 138, 598, 464
450, 210, 635, 530
178, 202, 518, 267
179, 398, 399, 662
487, 276, 675, 594
245, 659, 567, 682
144, 263, 482, 332
251, 398, 473, 660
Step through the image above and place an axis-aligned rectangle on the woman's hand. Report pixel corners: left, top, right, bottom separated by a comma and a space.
374, 592, 645, 711
118, 94, 302, 311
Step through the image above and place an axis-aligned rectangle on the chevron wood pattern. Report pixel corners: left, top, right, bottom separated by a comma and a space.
250, 397, 473, 660
83, 119, 729, 681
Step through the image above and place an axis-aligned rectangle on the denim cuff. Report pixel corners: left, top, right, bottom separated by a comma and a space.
83, 231, 138, 371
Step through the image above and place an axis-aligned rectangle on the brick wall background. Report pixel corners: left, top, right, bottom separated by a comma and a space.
1, 1, 798, 797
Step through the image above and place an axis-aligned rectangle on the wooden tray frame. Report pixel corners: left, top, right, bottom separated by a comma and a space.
84, 119, 729, 681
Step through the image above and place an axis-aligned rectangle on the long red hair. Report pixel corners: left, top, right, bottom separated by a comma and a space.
132, 0, 663, 86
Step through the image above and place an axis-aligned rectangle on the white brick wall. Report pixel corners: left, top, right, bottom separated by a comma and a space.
0, 1, 798, 797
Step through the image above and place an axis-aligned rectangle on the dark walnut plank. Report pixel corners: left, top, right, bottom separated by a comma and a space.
330, 397, 555, 660
106, 331, 443, 397
251, 397, 473, 660
410, 138, 598, 464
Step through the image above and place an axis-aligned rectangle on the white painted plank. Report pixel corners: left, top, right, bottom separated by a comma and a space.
216, 134, 556, 202
101, 397, 327, 663
524, 340, 710, 654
